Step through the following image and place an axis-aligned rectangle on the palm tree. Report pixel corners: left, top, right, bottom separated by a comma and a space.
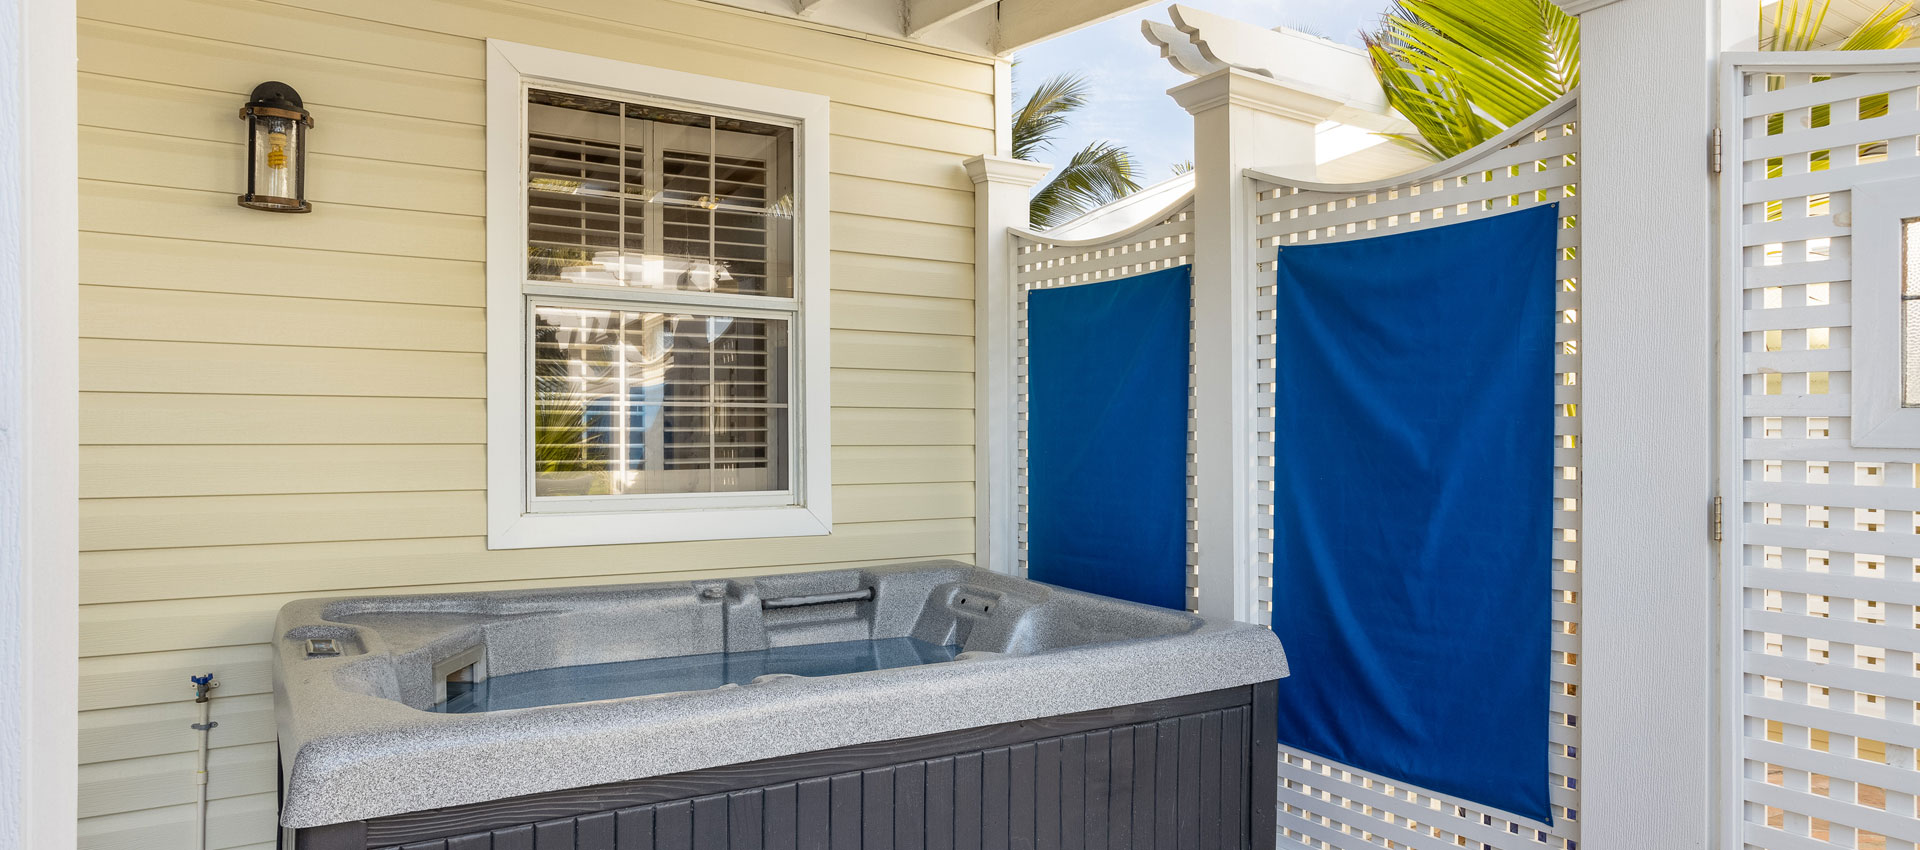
1014, 73, 1143, 229
1366, 0, 1912, 161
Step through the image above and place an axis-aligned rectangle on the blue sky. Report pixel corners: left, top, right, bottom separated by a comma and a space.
1012, 0, 1395, 182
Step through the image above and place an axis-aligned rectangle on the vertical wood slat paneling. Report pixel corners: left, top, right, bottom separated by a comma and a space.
73, 0, 997, 846
360, 703, 1257, 850
1249, 99, 1583, 850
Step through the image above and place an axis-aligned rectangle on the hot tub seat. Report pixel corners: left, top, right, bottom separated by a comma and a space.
272, 560, 1289, 838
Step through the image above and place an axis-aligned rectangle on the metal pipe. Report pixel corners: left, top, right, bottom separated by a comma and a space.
759, 587, 875, 609
189, 673, 218, 850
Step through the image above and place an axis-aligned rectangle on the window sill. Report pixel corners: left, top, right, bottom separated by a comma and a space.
487, 503, 832, 549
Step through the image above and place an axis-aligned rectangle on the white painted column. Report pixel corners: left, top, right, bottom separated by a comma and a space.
1169, 69, 1328, 623
964, 155, 1050, 575
0, 0, 78, 848
1560, 0, 1753, 846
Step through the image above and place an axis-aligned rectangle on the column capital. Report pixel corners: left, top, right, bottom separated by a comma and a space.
1166, 67, 1346, 125
962, 155, 1053, 188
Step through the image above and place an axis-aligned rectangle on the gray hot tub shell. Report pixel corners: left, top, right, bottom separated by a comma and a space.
273, 560, 1289, 842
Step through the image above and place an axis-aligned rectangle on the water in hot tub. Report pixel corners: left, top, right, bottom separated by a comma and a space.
431, 637, 963, 713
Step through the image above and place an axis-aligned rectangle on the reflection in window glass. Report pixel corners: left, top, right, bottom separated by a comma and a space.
524, 89, 794, 297
1906, 218, 1920, 406
531, 305, 790, 497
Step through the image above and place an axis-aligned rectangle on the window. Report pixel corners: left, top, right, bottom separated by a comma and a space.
487, 41, 831, 548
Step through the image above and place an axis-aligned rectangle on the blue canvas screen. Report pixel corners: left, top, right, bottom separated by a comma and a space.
1026, 264, 1191, 611
1270, 205, 1558, 822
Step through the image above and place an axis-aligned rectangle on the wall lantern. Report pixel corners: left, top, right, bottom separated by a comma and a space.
237, 81, 313, 213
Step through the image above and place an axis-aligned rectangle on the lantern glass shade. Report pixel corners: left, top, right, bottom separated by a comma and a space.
238, 82, 313, 213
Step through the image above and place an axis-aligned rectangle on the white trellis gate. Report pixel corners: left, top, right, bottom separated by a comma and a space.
1720, 51, 1920, 849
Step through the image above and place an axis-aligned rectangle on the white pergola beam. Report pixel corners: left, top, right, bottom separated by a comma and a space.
995, 0, 1160, 54
906, 0, 997, 38
793, 0, 832, 17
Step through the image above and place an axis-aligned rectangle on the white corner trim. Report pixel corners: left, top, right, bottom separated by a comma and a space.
484, 40, 833, 549
1847, 167, 1920, 447
1, 0, 79, 846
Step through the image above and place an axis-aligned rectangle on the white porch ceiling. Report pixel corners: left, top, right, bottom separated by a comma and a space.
690, 0, 1160, 56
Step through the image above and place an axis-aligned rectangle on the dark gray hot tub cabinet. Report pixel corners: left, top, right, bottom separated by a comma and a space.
294, 682, 1278, 850
274, 561, 1289, 850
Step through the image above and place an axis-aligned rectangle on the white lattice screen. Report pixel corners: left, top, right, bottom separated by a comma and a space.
1728, 62, 1920, 849
1012, 205, 1199, 609
1249, 98, 1584, 850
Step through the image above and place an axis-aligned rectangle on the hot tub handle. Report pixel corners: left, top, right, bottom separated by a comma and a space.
760, 587, 875, 609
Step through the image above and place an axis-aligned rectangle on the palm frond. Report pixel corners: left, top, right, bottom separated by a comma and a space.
1840, 1, 1915, 49
1028, 141, 1142, 229
1373, 0, 1911, 161
1011, 73, 1090, 162
1763, 0, 1914, 50
1765, 0, 1833, 51
1366, 0, 1576, 160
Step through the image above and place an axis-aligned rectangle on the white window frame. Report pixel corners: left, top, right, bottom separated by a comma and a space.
486, 39, 832, 549
1848, 168, 1920, 447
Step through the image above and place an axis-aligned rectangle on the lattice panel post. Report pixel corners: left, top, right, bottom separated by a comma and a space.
1169, 68, 1324, 626
964, 155, 1053, 577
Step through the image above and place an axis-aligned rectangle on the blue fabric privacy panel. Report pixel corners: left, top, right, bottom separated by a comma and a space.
1026, 264, 1191, 611
1270, 205, 1558, 822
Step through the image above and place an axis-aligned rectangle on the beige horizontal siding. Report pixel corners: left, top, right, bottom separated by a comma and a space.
80, 482, 974, 551
79, 525, 976, 608
81, 394, 971, 445
82, 126, 977, 227
74, 0, 997, 845
81, 444, 970, 500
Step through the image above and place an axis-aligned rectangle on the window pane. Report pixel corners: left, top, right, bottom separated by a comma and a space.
532, 304, 790, 497
526, 89, 794, 297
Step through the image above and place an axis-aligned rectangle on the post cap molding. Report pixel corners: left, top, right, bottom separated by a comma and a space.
962, 154, 1055, 187
1166, 67, 1347, 125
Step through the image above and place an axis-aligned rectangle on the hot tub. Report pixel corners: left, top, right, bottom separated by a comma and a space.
274, 560, 1288, 849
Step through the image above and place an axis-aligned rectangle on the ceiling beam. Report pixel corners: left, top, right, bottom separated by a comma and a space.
793, 0, 833, 16
905, 0, 999, 38
994, 0, 1160, 54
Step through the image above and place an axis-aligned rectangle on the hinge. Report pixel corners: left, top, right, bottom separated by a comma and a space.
1710, 126, 1724, 175
1711, 495, 1724, 542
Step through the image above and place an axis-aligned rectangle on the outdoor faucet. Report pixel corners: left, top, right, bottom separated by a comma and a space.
190, 673, 218, 704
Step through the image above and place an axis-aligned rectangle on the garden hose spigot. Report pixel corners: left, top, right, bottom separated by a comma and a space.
190, 673, 218, 704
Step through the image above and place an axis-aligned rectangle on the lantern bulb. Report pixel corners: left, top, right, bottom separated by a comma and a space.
266, 131, 289, 170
